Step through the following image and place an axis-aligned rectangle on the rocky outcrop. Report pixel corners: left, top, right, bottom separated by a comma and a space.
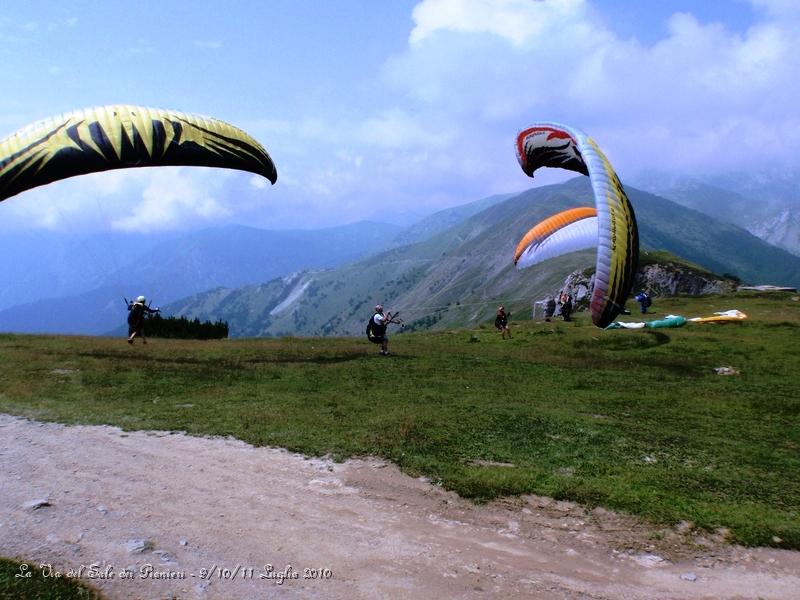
558, 262, 739, 313
559, 270, 593, 311
633, 263, 738, 296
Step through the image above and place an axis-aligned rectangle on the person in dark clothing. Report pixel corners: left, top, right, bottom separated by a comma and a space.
634, 290, 652, 314
495, 306, 512, 339
127, 295, 160, 344
544, 296, 556, 321
559, 292, 573, 321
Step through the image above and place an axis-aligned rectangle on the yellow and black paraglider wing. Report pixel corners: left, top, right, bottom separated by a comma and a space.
0, 105, 277, 204
580, 136, 638, 328
514, 122, 638, 328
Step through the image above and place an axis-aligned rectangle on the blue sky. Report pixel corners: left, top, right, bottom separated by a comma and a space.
0, 0, 797, 232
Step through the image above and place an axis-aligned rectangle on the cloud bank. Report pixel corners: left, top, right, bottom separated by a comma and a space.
2, 0, 796, 232
266, 0, 799, 228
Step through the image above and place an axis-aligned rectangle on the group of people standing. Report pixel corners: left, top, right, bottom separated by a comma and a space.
542, 291, 573, 322
128, 287, 653, 352
493, 288, 654, 339
493, 291, 571, 339
368, 287, 657, 354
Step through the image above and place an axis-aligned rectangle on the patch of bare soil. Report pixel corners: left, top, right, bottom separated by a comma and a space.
1, 414, 798, 599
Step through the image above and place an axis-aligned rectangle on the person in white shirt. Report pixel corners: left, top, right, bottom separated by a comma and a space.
367, 304, 400, 356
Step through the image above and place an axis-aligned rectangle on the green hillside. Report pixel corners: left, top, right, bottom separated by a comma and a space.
2, 293, 798, 549
166, 178, 800, 337
391, 192, 515, 246
631, 178, 769, 224
631, 174, 800, 257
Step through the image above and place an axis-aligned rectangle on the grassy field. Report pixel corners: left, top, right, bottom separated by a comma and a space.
1, 292, 798, 550
0, 558, 103, 600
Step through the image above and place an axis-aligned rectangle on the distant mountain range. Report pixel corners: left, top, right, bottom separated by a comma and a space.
0, 230, 170, 312
163, 178, 800, 338
2, 177, 798, 337
0, 221, 403, 334
631, 171, 800, 256
391, 192, 516, 246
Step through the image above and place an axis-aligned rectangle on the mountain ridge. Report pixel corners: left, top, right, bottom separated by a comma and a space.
164, 178, 800, 337
631, 171, 800, 255
0, 221, 400, 334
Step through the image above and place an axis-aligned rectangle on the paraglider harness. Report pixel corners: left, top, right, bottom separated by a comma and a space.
366, 311, 402, 343
124, 297, 160, 330
494, 310, 510, 330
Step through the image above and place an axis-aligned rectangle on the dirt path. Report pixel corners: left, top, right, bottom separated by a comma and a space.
1, 414, 798, 600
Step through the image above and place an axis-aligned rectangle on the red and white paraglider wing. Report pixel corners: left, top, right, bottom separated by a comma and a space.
515, 123, 638, 328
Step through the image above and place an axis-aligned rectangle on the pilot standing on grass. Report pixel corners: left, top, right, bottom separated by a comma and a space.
495, 306, 512, 339
367, 304, 400, 356
127, 295, 160, 345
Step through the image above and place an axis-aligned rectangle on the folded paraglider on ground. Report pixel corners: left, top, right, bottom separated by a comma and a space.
605, 310, 747, 329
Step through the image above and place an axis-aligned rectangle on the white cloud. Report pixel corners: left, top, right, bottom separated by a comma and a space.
249, 175, 269, 190
0, 167, 250, 233
124, 39, 156, 56
7, 1, 797, 234
356, 109, 454, 149
0, 177, 119, 232
194, 40, 222, 49
749, 0, 800, 18
386, 0, 800, 179
8, 17, 79, 37
111, 169, 231, 232
409, 0, 585, 47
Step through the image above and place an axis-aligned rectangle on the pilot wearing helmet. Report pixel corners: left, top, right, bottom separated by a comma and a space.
494, 306, 512, 339
367, 304, 400, 356
126, 295, 160, 344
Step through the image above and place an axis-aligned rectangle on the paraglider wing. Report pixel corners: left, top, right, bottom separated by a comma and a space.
0, 105, 277, 203
514, 206, 597, 269
515, 123, 638, 328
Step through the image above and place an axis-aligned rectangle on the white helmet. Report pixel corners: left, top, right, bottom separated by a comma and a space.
136, 295, 146, 303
